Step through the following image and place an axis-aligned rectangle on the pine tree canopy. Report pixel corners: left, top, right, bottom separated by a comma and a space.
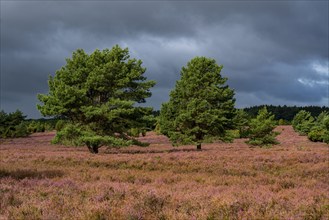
37, 45, 156, 152
159, 57, 235, 149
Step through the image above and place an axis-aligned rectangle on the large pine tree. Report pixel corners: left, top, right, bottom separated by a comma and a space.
159, 57, 235, 150
37, 45, 155, 153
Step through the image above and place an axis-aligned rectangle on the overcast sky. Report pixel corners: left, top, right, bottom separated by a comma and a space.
1, 0, 328, 119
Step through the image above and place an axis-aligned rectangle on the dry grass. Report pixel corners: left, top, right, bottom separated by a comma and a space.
0, 126, 328, 219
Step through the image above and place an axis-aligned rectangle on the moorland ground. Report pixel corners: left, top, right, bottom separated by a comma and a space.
0, 126, 328, 219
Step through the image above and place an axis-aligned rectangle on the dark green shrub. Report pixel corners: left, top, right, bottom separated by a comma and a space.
218, 130, 240, 143
323, 134, 329, 144
44, 123, 54, 131
323, 116, 329, 144
51, 123, 85, 146
55, 120, 66, 131
295, 121, 314, 135
2, 123, 29, 138
308, 126, 325, 142
154, 119, 162, 135
129, 128, 140, 137
292, 110, 314, 135
13, 123, 30, 137
3, 127, 15, 138
233, 109, 250, 138
246, 107, 279, 146
0, 110, 29, 138
27, 121, 46, 133
278, 119, 289, 125
307, 111, 329, 143
27, 121, 38, 133
36, 122, 45, 132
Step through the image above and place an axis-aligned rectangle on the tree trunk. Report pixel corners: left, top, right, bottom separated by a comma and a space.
197, 143, 201, 150
87, 145, 99, 154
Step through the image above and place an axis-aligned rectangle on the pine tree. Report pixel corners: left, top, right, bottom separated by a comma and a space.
37, 45, 155, 153
159, 57, 235, 150
233, 109, 250, 138
292, 110, 314, 135
308, 111, 329, 143
246, 107, 279, 146
0, 110, 29, 138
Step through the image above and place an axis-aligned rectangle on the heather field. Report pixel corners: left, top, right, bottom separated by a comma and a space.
0, 126, 328, 219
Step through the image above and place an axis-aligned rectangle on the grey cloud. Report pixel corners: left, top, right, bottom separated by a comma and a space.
1, 1, 328, 118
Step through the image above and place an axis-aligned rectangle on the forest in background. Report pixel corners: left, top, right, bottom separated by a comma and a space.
152, 105, 328, 122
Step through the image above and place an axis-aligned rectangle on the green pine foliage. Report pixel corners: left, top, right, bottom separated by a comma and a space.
0, 110, 30, 138
51, 123, 86, 146
233, 109, 250, 138
37, 45, 156, 153
12, 122, 30, 138
159, 57, 236, 150
246, 107, 279, 146
55, 120, 67, 132
81, 135, 133, 154
278, 119, 288, 125
307, 111, 329, 143
27, 121, 46, 133
292, 110, 315, 135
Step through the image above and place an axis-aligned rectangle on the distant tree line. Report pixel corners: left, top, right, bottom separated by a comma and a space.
243, 105, 329, 122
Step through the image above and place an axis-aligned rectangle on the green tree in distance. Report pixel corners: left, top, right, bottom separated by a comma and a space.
308, 111, 329, 143
233, 109, 250, 138
246, 107, 279, 146
37, 45, 156, 153
0, 110, 29, 138
159, 57, 236, 150
292, 110, 314, 135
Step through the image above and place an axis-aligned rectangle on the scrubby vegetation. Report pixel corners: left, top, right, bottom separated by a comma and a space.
0, 126, 328, 219
292, 110, 315, 135
0, 109, 62, 139
292, 110, 329, 144
232, 109, 250, 138
0, 110, 29, 138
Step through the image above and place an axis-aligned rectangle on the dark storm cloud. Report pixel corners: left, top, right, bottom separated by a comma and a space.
1, 1, 328, 118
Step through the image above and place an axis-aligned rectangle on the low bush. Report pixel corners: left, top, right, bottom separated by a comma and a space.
308, 126, 326, 142
292, 110, 314, 135
246, 107, 279, 146
13, 122, 30, 137
27, 121, 46, 133
220, 130, 240, 143
0, 110, 30, 138
129, 128, 140, 137
55, 120, 67, 132
233, 109, 250, 138
307, 111, 329, 143
278, 119, 289, 125
292, 110, 329, 144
